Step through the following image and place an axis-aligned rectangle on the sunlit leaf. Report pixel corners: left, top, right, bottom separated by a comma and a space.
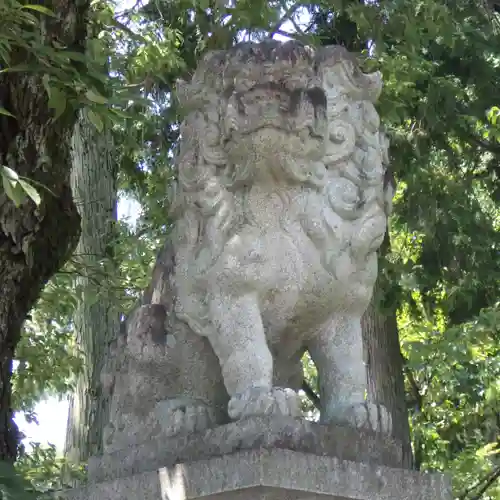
87, 109, 104, 132
47, 87, 67, 120
85, 89, 108, 104
21, 5, 56, 17
2, 175, 26, 207
0, 107, 15, 117
2, 165, 19, 181
18, 179, 41, 206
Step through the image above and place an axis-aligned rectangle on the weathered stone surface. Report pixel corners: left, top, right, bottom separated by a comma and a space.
101, 302, 229, 454
64, 448, 451, 500
88, 416, 403, 483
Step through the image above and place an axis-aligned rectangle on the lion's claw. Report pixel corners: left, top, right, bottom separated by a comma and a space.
228, 387, 301, 420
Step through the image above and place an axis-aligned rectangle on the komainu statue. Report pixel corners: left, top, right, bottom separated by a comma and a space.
103, 40, 394, 453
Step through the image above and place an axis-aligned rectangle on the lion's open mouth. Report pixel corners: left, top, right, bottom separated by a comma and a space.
238, 123, 325, 139
228, 124, 290, 138
224, 124, 325, 151
223, 84, 328, 145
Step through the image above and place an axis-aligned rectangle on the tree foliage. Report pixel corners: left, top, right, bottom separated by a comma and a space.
1, 0, 499, 498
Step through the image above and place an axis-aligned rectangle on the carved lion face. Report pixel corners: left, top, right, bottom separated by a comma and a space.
221, 84, 328, 185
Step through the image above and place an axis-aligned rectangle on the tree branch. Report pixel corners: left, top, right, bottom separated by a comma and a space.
463, 131, 500, 155
401, 353, 424, 471
301, 379, 321, 409
268, 1, 302, 38
459, 464, 500, 500
281, 1, 306, 38
115, 0, 143, 19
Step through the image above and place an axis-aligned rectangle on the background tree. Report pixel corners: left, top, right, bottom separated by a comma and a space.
0, 0, 92, 463
61, 1, 123, 468
62, 0, 188, 469
63, 108, 121, 468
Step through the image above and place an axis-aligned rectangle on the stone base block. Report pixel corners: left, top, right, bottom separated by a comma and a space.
87, 416, 403, 483
61, 417, 451, 500
63, 448, 451, 500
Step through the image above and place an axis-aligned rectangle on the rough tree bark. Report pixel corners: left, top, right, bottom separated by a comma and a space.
64, 110, 120, 465
0, 1, 90, 462
362, 231, 413, 469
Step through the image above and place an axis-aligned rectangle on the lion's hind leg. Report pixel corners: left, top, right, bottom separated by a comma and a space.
308, 315, 392, 434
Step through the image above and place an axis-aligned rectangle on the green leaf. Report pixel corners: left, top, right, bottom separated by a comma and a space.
2, 165, 19, 181
21, 5, 56, 16
2, 175, 26, 208
476, 442, 500, 458
85, 89, 107, 104
18, 179, 41, 206
87, 109, 104, 132
0, 107, 15, 118
47, 87, 67, 120
0, 65, 31, 74
63, 51, 88, 63
42, 74, 51, 98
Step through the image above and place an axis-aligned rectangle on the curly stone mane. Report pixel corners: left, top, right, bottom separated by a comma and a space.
169, 40, 389, 337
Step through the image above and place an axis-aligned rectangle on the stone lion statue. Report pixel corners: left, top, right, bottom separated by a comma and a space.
103, 40, 394, 453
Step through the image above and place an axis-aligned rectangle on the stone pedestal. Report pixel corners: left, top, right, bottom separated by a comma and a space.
61, 417, 451, 500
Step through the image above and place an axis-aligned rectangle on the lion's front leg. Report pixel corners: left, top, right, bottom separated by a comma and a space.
208, 291, 301, 421
308, 315, 392, 434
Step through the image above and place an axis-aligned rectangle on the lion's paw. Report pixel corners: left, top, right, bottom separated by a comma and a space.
228, 387, 301, 420
155, 398, 216, 436
330, 402, 392, 434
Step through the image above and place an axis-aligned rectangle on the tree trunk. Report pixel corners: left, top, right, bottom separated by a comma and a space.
362, 233, 413, 469
0, 1, 90, 462
64, 110, 119, 466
